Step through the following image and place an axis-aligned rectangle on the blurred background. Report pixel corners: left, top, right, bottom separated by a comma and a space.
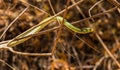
0, 0, 120, 70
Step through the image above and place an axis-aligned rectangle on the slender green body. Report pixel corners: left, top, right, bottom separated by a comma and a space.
56, 16, 93, 34
7, 16, 93, 47
7, 17, 55, 47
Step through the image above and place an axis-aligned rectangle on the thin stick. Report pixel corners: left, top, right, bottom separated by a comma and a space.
71, 0, 86, 18
0, 46, 52, 56
72, 46, 83, 70
47, 0, 84, 19
48, 0, 60, 55
74, 34, 100, 53
88, 0, 104, 21
107, 0, 120, 8
93, 56, 105, 70
19, 0, 50, 16
49, 0, 71, 55
0, 7, 29, 39
95, 33, 120, 68
10, 50, 52, 56
71, 0, 92, 26
72, 7, 117, 24
0, 59, 15, 70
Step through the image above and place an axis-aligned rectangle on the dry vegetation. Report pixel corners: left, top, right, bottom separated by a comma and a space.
0, 0, 120, 70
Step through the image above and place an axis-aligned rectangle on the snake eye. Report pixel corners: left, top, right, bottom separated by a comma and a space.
86, 28, 94, 32
82, 28, 94, 33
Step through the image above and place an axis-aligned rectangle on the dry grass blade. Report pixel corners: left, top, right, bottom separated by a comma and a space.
95, 33, 120, 68
88, 0, 103, 21
107, 0, 120, 8
0, 7, 29, 39
0, 0, 120, 69
0, 59, 15, 70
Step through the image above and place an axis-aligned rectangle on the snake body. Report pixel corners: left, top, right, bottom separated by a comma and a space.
7, 16, 93, 47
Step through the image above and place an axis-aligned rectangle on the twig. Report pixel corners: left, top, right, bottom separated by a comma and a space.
0, 59, 15, 70
88, 0, 104, 22
72, 7, 117, 24
47, 0, 84, 19
93, 56, 105, 70
0, 45, 52, 56
9, 48, 52, 56
108, 60, 112, 70
19, 0, 50, 16
95, 33, 120, 68
107, 0, 120, 8
71, 0, 92, 26
75, 34, 100, 53
72, 46, 83, 70
71, 0, 86, 18
0, 6, 29, 39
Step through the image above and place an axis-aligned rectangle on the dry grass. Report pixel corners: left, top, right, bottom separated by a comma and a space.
0, 0, 120, 70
